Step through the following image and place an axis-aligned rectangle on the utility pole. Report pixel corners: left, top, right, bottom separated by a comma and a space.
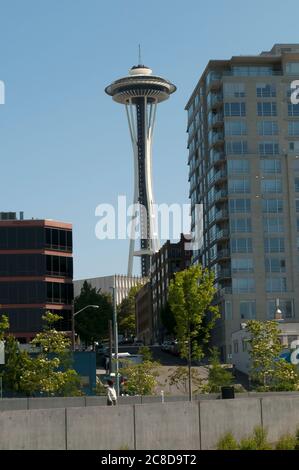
112, 277, 120, 397
109, 319, 113, 374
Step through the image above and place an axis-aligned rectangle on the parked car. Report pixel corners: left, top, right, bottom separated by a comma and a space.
161, 341, 172, 352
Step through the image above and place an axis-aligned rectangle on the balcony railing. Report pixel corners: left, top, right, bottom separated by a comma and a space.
210, 152, 226, 165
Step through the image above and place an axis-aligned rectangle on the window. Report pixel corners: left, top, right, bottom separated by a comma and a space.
231, 66, 274, 76
264, 237, 285, 253
267, 300, 294, 319
257, 102, 277, 116
266, 277, 287, 292
240, 301, 256, 319
297, 218, 299, 231
232, 278, 255, 293
224, 102, 246, 117
231, 258, 253, 273
293, 159, 299, 172
227, 159, 250, 174
288, 121, 299, 136
286, 62, 299, 75
260, 159, 281, 174
289, 142, 299, 153
263, 217, 284, 233
230, 218, 252, 233
296, 200, 299, 212
288, 104, 299, 117
265, 257, 286, 273
225, 301, 232, 320
225, 121, 247, 136
257, 121, 278, 136
295, 178, 299, 192
262, 199, 283, 213
228, 178, 250, 193
259, 142, 279, 155
233, 341, 239, 354
242, 339, 248, 352
229, 199, 251, 213
223, 83, 245, 98
231, 238, 252, 253
261, 178, 282, 193
256, 83, 276, 97
226, 141, 248, 154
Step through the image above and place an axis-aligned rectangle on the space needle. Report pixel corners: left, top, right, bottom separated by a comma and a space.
105, 56, 176, 277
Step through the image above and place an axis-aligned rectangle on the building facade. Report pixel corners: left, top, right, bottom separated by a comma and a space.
0, 212, 73, 342
151, 234, 192, 342
186, 44, 299, 361
135, 282, 153, 345
74, 275, 146, 306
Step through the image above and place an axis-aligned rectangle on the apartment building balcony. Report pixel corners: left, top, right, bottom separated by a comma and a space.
216, 268, 232, 281
207, 94, 223, 111
210, 151, 226, 166
210, 113, 224, 129
215, 189, 228, 203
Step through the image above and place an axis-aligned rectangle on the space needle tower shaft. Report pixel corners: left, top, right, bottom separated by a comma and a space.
105, 62, 176, 277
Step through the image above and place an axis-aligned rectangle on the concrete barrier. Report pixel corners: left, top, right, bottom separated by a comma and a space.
134, 402, 200, 450
28, 396, 85, 409
0, 398, 28, 411
262, 396, 299, 442
199, 398, 262, 449
0, 408, 66, 450
85, 396, 107, 407
66, 405, 134, 450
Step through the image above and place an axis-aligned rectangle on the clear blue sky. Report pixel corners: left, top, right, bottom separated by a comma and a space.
0, 0, 298, 279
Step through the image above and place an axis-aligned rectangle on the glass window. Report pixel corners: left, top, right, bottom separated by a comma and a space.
228, 178, 250, 193
229, 199, 251, 213
260, 159, 281, 174
225, 300, 232, 320
289, 141, 299, 153
226, 141, 248, 154
232, 278, 255, 293
264, 237, 285, 253
261, 178, 282, 193
225, 121, 247, 136
224, 102, 246, 117
257, 102, 277, 116
262, 199, 283, 213
295, 178, 299, 192
267, 300, 294, 319
240, 301, 256, 319
288, 104, 299, 117
265, 257, 286, 273
231, 66, 273, 76
259, 142, 279, 155
230, 218, 252, 233
263, 217, 284, 233
233, 341, 238, 354
286, 63, 299, 75
232, 258, 254, 273
231, 238, 252, 253
227, 159, 250, 174
266, 277, 287, 292
223, 83, 245, 98
257, 121, 278, 136
256, 83, 276, 97
296, 200, 299, 212
288, 121, 299, 136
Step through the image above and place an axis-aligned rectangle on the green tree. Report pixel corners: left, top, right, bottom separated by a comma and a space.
205, 348, 233, 393
117, 285, 142, 338
168, 265, 219, 400
138, 345, 153, 362
121, 360, 159, 396
0, 314, 9, 341
168, 366, 204, 395
74, 281, 113, 344
246, 320, 299, 391
20, 312, 81, 396
2, 335, 30, 394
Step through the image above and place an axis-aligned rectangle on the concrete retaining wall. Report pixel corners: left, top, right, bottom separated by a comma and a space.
2, 394, 299, 449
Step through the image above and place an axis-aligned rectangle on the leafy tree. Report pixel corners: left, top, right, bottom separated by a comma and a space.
121, 359, 159, 396
74, 281, 113, 344
117, 285, 142, 338
138, 346, 153, 362
0, 314, 9, 341
20, 312, 82, 396
168, 265, 219, 399
2, 335, 30, 394
205, 348, 233, 393
246, 320, 299, 391
168, 366, 204, 395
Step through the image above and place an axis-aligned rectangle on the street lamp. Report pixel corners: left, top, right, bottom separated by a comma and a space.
110, 278, 120, 398
274, 298, 284, 322
71, 304, 100, 351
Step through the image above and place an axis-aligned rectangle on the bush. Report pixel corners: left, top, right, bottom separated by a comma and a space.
239, 427, 272, 450
217, 432, 239, 450
275, 434, 297, 450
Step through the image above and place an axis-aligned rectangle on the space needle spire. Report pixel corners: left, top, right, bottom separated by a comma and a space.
105, 61, 176, 277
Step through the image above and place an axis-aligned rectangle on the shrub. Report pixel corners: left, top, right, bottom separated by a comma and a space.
275, 434, 296, 450
295, 428, 299, 450
239, 426, 272, 450
217, 432, 238, 450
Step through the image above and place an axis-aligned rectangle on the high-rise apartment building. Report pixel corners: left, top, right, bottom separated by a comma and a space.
186, 44, 299, 361
0, 213, 73, 342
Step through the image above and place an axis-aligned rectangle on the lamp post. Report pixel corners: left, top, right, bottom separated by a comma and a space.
111, 278, 120, 397
71, 304, 100, 351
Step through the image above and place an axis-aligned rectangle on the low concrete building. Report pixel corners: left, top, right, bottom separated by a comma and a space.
74, 274, 146, 305
232, 322, 299, 375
